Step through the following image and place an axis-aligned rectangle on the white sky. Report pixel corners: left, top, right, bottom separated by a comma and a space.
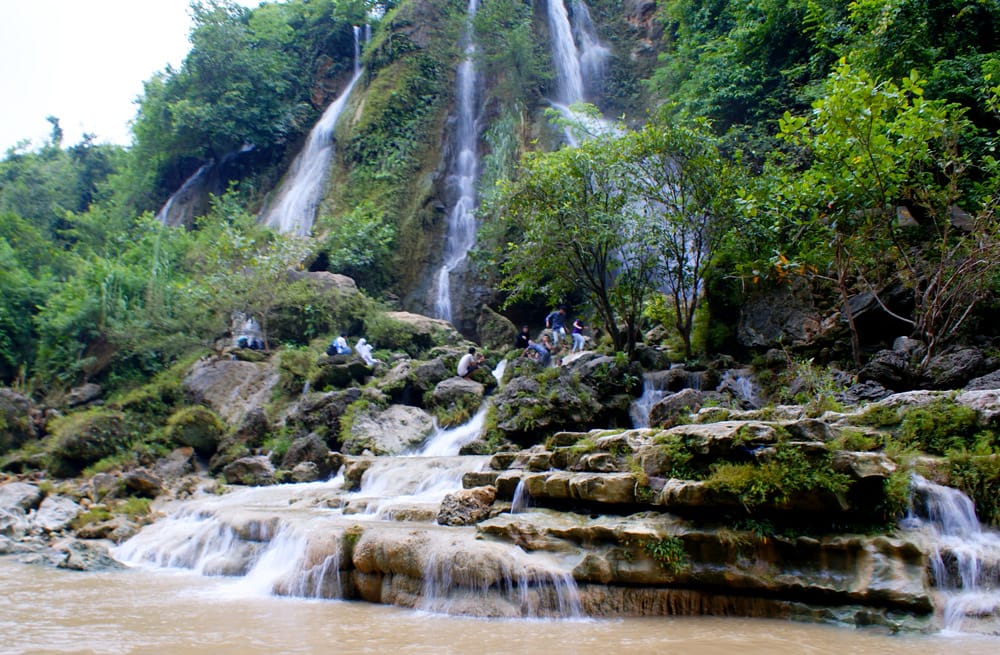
0, 0, 261, 154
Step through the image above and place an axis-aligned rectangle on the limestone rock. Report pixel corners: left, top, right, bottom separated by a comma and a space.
431, 377, 485, 428
0, 388, 39, 452
342, 404, 435, 455
437, 486, 497, 526
288, 387, 362, 446
33, 495, 81, 532
649, 389, 703, 428
46, 409, 127, 475
183, 357, 279, 425
0, 506, 29, 540
0, 481, 43, 512
832, 451, 897, 480
51, 538, 125, 571
222, 456, 276, 486
291, 461, 321, 483
956, 389, 1000, 426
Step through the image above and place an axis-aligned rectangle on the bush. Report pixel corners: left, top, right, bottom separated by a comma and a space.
898, 399, 979, 455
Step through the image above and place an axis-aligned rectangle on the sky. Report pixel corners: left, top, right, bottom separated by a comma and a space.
0, 0, 260, 154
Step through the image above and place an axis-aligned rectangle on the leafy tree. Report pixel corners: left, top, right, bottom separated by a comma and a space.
490, 132, 658, 356
623, 115, 743, 360
765, 62, 1000, 366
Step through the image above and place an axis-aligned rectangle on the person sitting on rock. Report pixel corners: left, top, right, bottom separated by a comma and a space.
327, 333, 352, 356
457, 347, 484, 379
515, 325, 531, 350
355, 338, 379, 366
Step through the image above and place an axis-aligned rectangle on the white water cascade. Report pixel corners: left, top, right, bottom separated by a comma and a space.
630, 374, 669, 428
903, 474, 1000, 633
260, 27, 365, 236
433, 0, 483, 324
545, 0, 610, 144
155, 162, 214, 227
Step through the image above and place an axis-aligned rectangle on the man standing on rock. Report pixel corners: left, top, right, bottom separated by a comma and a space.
545, 306, 568, 346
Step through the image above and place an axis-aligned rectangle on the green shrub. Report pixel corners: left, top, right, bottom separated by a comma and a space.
899, 399, 979, 455
852, 403, 900, 428
705, 442, 850, 508
946, 445, 1000, 526
642, 536, 689, 573
830, 428, 881, 452
277, 346, 319, 396
46, 409, 129, 475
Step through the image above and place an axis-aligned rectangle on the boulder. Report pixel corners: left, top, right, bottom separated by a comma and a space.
183, 357, 279, 424
831, 451, 897, 480
737, 278, 834, 348
0, 506, 29, 540
925, 348, 986, 389
282, 433, 334, 478
956, 389, 1000, 426
154, 447, 197, 480
63, 383, 102, 408
88, 473, 120, 502
222, 456, 276, 486
0, 481, 43, 511
122, 468, 164, 498
857, 350, 915, 390
291, 461, 321, 483
288, 387, 362, 447
33, 495, 81, 532
342, 405, 435, 455
0, 388, 39, 452
437, 486, 497, 526
431, 377, 485, 427
165, 405, 226, 456
476, 306, 517, 352
659, 421, 780, 458
45, 409, 128, 474
51, 538, 125, 571
648, 389, 703, 428
966, 370, 1000, 391
410, 358, 453, 397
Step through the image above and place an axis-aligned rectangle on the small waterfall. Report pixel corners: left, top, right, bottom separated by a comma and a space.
630, 374, 669, 428
434, 0, 483, 324
155, 162, 214, 227
260, 27, 365, 236
904, 474, 1000, 633
510, 478, 531, 513
717, 368, 761, 409
417, 360, 507, 456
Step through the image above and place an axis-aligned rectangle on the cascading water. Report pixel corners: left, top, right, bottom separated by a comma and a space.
259, 27, 365, 236
155, 162, 214, 227
903, 474, 1000, 633
630, 373, 669, 428
416, 360, 506, 456
112, 360, 584, 617
545, 0, 610, 144
433, 0, 482, 324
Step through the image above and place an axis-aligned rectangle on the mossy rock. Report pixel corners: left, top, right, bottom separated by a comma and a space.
46, 409, 128, 476
166, 406, 226, 456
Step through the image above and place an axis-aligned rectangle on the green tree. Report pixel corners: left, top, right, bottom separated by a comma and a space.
766, 62, 1000, 366
490, 132, 658, 356
623, 115, 743, 360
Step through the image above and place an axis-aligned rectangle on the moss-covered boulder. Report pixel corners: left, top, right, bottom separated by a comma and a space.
166, 406, 226, 457
45, 409, 128, 475
0, 388, 38, 455
476, 306, 517, 352
430, 377, 485, 428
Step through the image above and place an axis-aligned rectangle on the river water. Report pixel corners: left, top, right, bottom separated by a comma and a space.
2, 557, 994, 655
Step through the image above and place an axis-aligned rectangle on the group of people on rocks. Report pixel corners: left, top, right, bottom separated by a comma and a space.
519, 306, 588, 367
326, 333, 379, 366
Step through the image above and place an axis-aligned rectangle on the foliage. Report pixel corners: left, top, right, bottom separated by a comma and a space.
946, 445, 1000, 526
762, 62, 1000, 366
641, 536, 689, 573
317, 200, 396, 289
622, 113, 745, 359
705, 441, 851, 509
898, 398, 980, 455
277, 346, 320, 396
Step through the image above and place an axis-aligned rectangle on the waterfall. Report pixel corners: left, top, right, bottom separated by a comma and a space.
904, 474, 1000, 633
434, 0, 483, 324
416, 360, 507, 456
155, 162, 214, 227
545, 0, 610, 144
630, 374, 669, 428
260, 27, 365, 236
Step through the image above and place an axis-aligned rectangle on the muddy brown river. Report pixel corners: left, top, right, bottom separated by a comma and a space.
2, 557, 995, 655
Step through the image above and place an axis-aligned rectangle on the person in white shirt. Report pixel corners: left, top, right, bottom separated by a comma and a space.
457, 347, 483, 379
